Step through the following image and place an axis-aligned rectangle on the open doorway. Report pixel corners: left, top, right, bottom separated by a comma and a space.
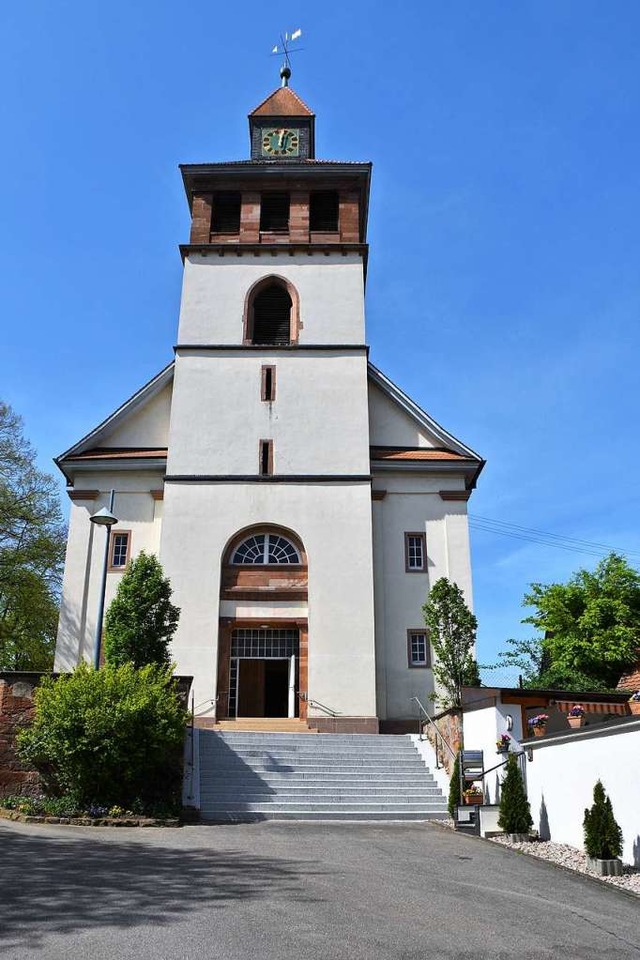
229, 628, 300, 719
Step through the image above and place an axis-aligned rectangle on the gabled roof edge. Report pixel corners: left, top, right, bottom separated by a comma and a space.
55, 362, 175, 469
367, 362, 484, 464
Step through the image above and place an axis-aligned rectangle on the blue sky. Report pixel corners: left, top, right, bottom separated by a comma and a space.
2, 2, 639, 676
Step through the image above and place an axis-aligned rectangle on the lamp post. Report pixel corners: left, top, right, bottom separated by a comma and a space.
90, 490, 118, 669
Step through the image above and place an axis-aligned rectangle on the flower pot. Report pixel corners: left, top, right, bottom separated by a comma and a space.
629, 701, 640, 716
496, 746, 509, 755
531, 725, 546, 738
463, 795, 483, 805
586, 856, 623, 877
507, 833, 532, 843
567, 716, 584, 729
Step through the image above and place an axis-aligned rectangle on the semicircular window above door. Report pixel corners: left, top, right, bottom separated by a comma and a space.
231, 533, 300, 565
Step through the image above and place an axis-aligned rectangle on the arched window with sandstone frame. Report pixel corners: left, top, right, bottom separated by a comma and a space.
243, 276, 300, 345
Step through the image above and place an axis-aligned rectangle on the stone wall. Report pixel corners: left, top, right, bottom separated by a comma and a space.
423, 708, 462, 776
0, 673, 42, 798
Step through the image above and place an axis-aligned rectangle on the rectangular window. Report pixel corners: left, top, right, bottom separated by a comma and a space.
259, 439, 273, 476
405, 532, 426, 572
407, 630, 430, 668
260, 193, 290, 233
109, 531, 130, 570
309, 190, 339, 232
261, 365, 276, 401
210, 192, 241, 234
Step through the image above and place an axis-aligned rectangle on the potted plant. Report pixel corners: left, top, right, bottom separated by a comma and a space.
628, 691, 640, 716
496, 733, 511, 754
528, 713, 549, 737
583, 780, 623, 876
497, 753, 533, 841
567, 705, 585, 729
462, 785, 483, 805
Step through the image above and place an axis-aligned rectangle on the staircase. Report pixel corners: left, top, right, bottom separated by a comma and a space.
197, 731, 448, 821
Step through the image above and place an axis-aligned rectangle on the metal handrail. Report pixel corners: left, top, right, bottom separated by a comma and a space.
410, 696, 457, 766
298, 693, 340, 717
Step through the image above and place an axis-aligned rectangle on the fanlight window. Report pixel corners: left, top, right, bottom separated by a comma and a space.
232, 533, 300, 565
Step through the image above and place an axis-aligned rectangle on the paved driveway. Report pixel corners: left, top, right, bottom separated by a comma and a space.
0, 819, 637, 960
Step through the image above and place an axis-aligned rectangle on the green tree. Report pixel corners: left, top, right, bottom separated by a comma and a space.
583, 780, 623, 860
104, 551, 180, 668
423, 578, 479, 708
17, 662, 187, 809
523, 553, 639, 691
447, 751, 462, 817
0, 402, 65, 670
498, 754, 533, 835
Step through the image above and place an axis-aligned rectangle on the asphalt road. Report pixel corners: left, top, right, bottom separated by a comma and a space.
0, 819, 638, 960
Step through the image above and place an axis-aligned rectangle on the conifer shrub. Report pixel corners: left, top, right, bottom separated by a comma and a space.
17, 662, 187, 810
448, 751, 461, 817
104, 552, 180, 668
497, 753, 533, 835
583, 780, 623, 860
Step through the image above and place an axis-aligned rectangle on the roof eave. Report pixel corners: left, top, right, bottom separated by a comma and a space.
55, 363, 174, 468
367, 362, 484, 464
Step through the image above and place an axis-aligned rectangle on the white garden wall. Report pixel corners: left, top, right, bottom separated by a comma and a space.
524, 720, 640, 866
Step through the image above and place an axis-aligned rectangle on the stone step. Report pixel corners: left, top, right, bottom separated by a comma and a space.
201, 791, 443, 801
200, 811, 447, 822
202, 799, 441, 815
201, 769, 436, 787
195, 730, 447, 822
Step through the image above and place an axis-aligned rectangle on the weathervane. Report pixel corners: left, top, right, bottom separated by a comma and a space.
271, 29, 303, 86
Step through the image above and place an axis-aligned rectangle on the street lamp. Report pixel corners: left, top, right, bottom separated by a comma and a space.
90, 491, 118, 669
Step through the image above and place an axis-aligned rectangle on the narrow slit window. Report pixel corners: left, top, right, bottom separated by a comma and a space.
261, 365, 276, 401
211, 192, 241, 234
407, 631, 430, 668
109, 531, 130, 569
260, 193, 290, 233
309, 190, 339, 232
259, 439, 273, 476
405, 532, 426, 572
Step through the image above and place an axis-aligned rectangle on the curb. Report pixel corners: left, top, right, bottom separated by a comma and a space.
0, 807, 180, 828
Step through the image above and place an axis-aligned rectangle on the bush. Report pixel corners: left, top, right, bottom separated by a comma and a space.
17, 662, 187, 810
498, 754, 533, 834
583, 780, 623, 860
104, 552, 180, 668
448, 751, 461, 817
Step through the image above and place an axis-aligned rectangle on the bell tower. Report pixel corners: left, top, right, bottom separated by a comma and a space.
160, 74, 378, 728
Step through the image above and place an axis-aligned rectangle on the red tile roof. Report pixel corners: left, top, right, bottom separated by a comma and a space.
69, 448, 168, 461
250, 87, 314, 117
370, 447, 467, 462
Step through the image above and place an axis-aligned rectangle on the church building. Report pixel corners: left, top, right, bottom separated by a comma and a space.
54, 73, 484, 733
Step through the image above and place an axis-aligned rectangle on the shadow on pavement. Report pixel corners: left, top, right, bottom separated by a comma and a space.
0, 825, 318, 950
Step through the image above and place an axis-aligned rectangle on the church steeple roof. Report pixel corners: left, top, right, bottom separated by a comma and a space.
249, 86, 314, 118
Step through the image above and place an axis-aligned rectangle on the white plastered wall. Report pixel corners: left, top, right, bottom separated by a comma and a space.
177, 254, 365, 345
525, 722, 640, 865
55, 471, 165, 670
461, 700, 525, 803
159, 480, 377, 719
371, 471, 474, 720
99, 382, 172, 448
167, 351, 370, 476
368, 382, 436, 448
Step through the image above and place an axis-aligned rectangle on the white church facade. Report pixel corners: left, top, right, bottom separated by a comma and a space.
54, 81, 484, 733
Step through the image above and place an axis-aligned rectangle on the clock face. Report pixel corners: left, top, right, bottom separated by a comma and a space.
261, 128, 300, 157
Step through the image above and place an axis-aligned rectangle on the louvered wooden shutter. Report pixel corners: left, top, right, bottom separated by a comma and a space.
253, 286, 292, 344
